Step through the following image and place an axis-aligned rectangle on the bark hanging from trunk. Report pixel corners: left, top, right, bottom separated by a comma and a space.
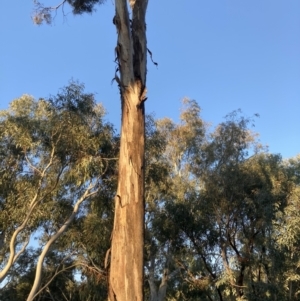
109, 0, 148, 300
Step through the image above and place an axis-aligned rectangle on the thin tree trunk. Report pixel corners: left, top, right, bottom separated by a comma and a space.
27, 184, 97, 301
109, 0, 148, 300
148, 256, 158, 301
289, 281, 292, 301
148, 255, 172, 301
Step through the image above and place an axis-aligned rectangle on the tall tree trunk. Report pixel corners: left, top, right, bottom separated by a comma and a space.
109, 0, 148, 300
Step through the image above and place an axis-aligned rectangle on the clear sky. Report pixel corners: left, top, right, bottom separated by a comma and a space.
0, 0, 299, 158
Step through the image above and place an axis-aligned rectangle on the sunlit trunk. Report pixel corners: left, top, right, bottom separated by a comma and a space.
109, 86, 145, 301
109, 0, 148, 300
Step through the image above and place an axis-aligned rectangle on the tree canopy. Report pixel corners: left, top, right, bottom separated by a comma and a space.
0, 82, 117, 300
0, 84, 299, 300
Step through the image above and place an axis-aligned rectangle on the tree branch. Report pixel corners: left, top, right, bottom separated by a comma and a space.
27, 181, 98, 301
0, 145, 56, 283
30, 252, 78, 300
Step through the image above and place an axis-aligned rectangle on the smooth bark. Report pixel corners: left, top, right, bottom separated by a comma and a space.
27, 183, 97, 301
0, 147, 56, 283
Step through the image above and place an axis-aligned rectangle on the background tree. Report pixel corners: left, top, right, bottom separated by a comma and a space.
0, 82, 116, 300
142, 107, 299, 301
1, 88, 300, 300
143, 100, 207, 301
275, 155, 300, 300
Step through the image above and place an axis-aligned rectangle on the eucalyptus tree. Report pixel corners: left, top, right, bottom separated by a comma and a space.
0, 249, 81, 301
143, 99, 208, 301
0, 82, 116, 300
158, 111, 298, 301
274, 155, 300, 300
3, 87, 298, 300
143, 110, 300, 300
203, 154, 288, 300
33, 0, 149, 299
146, 108, 290, 300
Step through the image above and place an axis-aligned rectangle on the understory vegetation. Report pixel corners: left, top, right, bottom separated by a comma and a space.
0, 82, 299, 300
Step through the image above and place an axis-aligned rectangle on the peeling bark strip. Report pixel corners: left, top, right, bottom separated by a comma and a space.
109, 0, 148, 300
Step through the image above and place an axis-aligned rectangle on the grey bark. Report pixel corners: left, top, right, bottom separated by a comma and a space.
27, 185, 97, 301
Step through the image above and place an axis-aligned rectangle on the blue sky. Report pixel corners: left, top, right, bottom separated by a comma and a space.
0, 0, 299, 158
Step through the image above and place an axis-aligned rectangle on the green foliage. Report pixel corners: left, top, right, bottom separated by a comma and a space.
0, 82, 116, 300
32, 0, 106, 25
1, 91, 300, 300
143, 105, 300, 301
67, 0, 106, 14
